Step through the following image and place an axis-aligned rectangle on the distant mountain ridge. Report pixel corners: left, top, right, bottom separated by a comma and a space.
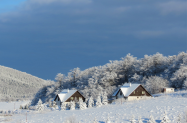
0, 65, 51, 101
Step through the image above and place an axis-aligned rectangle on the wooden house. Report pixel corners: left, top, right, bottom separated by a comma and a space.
162, 87, 174, 93
112, 83, 152, 101
54, 89, 85, 107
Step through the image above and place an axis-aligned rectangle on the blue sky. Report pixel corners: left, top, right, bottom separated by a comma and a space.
0, 0, 26, 13
0, 0, 187, 80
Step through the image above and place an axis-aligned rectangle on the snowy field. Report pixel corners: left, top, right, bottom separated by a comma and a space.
0, 91, 187, 123
0, 101, 30, 111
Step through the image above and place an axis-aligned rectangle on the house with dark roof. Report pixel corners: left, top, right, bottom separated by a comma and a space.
112, 83, 152, 101
54, 89, 85, 107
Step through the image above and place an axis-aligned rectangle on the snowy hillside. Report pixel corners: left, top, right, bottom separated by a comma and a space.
0, 65, 52, 101
0, 91, 187, 123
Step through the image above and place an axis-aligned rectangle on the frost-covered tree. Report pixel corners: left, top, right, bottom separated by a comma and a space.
129, 73, 142, 83
95, 95, 102, 107
48, 101, 52, 107
171, 66, 187, 89
147, 115, 156, 123
87, 96, 94, 108
121, 54, 137, 82
19, 105, 23, 109
36, 99, 44, 111
130, 115, 136, 123
25, 104, 29, 109
160, 111, 171, 123
52, 101, 57, 109
30, 52, 187, 105
55, 73, 64, 88
176, 113, 182, 123
146, 76, 169, 94
70, 101, 75, 110
61, 102, 66, 110
101, 91, 108, 105
137, 116, 143, 123
106, 117, 111, 123
93, 117, 98, 123
79, 98, 87, 110
69, 67, 81, 86
183, 110, 187, 123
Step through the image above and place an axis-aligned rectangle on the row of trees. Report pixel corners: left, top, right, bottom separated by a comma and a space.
31, 52, 187, 105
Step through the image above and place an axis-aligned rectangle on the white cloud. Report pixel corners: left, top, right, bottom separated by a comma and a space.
158, 1, 187, 15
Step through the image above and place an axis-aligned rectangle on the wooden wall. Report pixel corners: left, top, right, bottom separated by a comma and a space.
129, 85, 152, 97
65, 91, 85, 102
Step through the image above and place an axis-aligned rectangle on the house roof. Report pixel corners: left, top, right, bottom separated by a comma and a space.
57, 89, 77, 102
112, 83, 140, 97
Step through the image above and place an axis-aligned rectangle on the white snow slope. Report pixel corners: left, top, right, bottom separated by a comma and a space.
1, 91, 187, 123
0, 65, 50, 101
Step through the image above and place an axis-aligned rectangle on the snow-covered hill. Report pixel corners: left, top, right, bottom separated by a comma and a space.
0, 65, 51, 101
32, 52, 187, 105
1, 91, 187, 123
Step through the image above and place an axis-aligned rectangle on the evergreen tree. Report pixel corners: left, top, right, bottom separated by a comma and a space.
36, 99, 44, 111
19, 105, 23, 109
101, 91, 108, 105
95, 95, 102, 107
176, 113, 182, 123
48, 101, 52, 107
87, 96, 94, 108
70, 101, 75, 110
160, 111, 171, 123
25, 104, 29, 110
137, 116, 143, 123
93, 117, 98, 123
130, 115, 136, 123
52, 101, 57, 109
79, 98, 87, 110
61, 102, 66, 110
147, 115, 156, 123
106, 117, 111, 123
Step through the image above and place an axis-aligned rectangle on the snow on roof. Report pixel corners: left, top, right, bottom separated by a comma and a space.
112, 88, 119, 96
57, 89, 77, 102
113, 83, 140, 97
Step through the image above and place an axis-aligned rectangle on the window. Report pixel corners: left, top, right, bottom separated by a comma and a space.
71, 97, 74, 100
79, 97, 82, 100
142, 91, 145, 94
134, 91, 135, 94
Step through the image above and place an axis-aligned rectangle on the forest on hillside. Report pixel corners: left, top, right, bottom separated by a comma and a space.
31, 52, 187, 105
0, 65, 52, 101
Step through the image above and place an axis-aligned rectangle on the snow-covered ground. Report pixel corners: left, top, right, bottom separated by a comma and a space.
1, 91, 187, 123
0, 101, 30, 111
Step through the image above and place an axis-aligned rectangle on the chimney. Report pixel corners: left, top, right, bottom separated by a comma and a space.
129, 83, 131, 87
67, 89, 69, 93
